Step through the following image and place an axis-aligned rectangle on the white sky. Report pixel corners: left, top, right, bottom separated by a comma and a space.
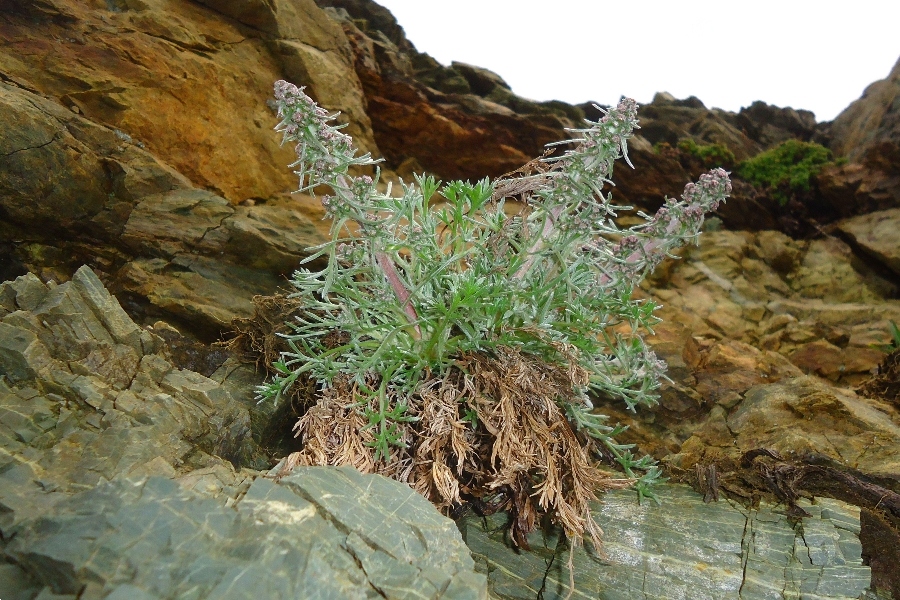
372, 0, 900, 123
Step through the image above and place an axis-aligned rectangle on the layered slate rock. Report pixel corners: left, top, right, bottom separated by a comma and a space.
0, 81, 326, 332
3, 469, 487, 600
838, 208, 900, 278
460, 485, 870, 600
0, 265, 262, 483
0, 268, 487, 599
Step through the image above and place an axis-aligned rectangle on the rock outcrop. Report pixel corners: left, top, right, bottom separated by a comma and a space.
815, 56, 900, 227
827, 57, 900, 163
0, 0, 376, 202
0, 266, 488, 599
0, 266, 886, 600
2, 0, 900, 597
461, 486, 871, 600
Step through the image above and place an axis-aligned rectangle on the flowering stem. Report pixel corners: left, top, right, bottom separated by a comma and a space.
333, 173, 422, 340
513, 204, 565, 280
375, 250, 422, 340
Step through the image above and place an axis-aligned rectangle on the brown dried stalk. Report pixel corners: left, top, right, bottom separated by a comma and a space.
278, 345, 631, 551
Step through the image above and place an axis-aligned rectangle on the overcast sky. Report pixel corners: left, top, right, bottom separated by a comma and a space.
372, 0, 900, 123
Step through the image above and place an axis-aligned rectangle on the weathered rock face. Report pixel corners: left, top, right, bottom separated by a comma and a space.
0, 266, 488, 600
0, 0, 382, 333
0, 0, 376, 203
0, 79, 330, 335
827, 56, 900, 163
2, 0, 900, 597
320, 4, 573, 181
461, 486, 871, 600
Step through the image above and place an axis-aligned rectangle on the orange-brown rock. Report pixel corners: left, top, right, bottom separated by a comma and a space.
331, 11, 565, 181
0, 0, 375, 204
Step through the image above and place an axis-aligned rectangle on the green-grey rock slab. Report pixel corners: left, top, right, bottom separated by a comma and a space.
459, 484, 871, 600
3, 469, 488, 600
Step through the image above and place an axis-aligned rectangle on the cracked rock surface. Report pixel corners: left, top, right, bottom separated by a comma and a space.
0, 266, 487, 599
3, 470, 486, 600
460, 485, 870, 600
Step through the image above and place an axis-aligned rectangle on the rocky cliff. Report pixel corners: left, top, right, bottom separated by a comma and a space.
1, 0, 900, 598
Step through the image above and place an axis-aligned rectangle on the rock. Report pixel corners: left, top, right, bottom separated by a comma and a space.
318, 0, 585, 181
670, 376, 900, 484
413, 55, 473, 94
3, 470, 486, 599
0, 81, 189, 237
0, 322, 50, 383
815, 57, 900, 230
460, 485, 870, 600
838, 208, 900, 277
789, 339, 886, 383
0, 81, 330, 335
121, 189, 235, 258
737, 100, 818, 147
115, 255, 277, 335
333, 13, 564, 180
638, 92, 762, 160
450, 61, 511, 96
0, 0, 376, 202
1, 0, 899, 594
816, 161, 900, 220
792, 236, 890, 304
827, 56, 900, 163
0, 266, 266, 492
0, 268, 486, 599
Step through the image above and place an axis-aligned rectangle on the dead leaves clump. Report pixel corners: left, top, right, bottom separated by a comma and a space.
280, 346, 630, 550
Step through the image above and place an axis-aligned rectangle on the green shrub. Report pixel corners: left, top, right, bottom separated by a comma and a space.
259, 80, 731, 553
737, 140, 834, 205
676, 138, 736, 169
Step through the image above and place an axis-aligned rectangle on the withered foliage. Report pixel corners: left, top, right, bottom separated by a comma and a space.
223, 293, 305, 372
858, 348, 900, 407
276, 344, 630, 550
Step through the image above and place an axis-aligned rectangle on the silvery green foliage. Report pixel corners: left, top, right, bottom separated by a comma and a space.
259, 80, 731, 496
